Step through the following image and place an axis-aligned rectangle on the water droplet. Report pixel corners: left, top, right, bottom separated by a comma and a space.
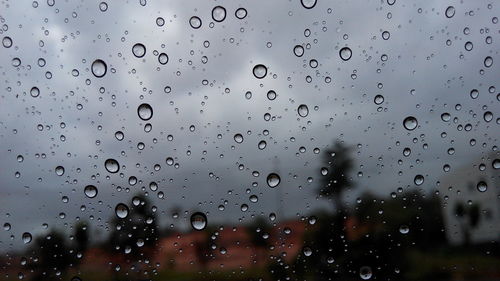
137, 103, 153, 121
91, 59, 107, 78
84, 185, 98, 198
267, 173, 281, 188
414, 174, 424, 186
22, 232, 32, 244
484, 56, 493, 68
241, 204, 249, 212
267, 90, 277, 100
104, 158, 120, 173
492, 159, 500, 169
320, 167, 329, 176
360, 266, 373, 280
212, 6, 226, 22
464, 41, 473, 51
235, 8, 247, 19
99, 2, 108, 12
297, 104, 309, 117
374, 95, 384, 105
2, 36, 12, 48
339, 47, 352, 61
303, 246, 312, 256
399, 225, 409, 234
190, 212, 207, 231
258, 140, 267, 150
483, 111, 493, 122
301, 0, 317, 9
293, 45, 304, 57
477, 181, 487, 192
30, 87, 40, 98
445, 6, 455, 18
132, 43, 146, 58
253, 64, 267, 79
234, 133, 244, 143
403, 116, 418, 131
115, 203, 129, 219
55, 166, 65, 176
189, 16, 202, 29
156, 17, 165, 27
158, 53, 169, 65
115, 131, 124, 141
249, 195, 258, 203
441, 113, 451, 122
470, 89, 479, 99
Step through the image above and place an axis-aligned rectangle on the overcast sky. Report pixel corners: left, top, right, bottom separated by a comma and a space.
0, 0, 498, 251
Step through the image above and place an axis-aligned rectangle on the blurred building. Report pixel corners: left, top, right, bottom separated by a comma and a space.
440, 153, 500, 244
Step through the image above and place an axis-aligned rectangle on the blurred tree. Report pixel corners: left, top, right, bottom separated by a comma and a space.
454, 201, 480, 246
28, 230, 71, 280
73, 221, 89, 256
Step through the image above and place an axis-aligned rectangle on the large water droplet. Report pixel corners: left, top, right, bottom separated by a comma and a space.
339, 47, 352, 61
445, 6, 455, 18
30, 87, 40, 98
104, 158, 120, 173
235, 8, 247, 19
115, 203, 129, 219
2, 36, 12, 48
303, 246, 313, 256
267, 173, 281, 188
132, 43, 146, 58
359, 266, 373, 280
399, 225, 409, 234
493, 159, 500, 169
484, 56, 493, 68
158, 53, 169, 65
115, 131, 124, 141
91, 59, 107, 78
297, 104, 309, 117
476, 181, 487, 192
234, 133, 244, 143
414, 174, 424, 186
137, 103, 153, 121
301, 0, 317, 9
267, 90, 277, 100
190, 212, 207, 231
374, 95, 384, 105
212, 6, 226, 22
403, 116, 418, 131
22, 232, 32, 244
189, 16, 202, 29
293, 45, 304, 57
84, 185, 98, 198
253, 64, 267, 79
55, 166, 65, 176
258, 140, 267, 150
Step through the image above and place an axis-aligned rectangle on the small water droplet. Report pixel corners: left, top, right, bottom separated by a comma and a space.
132, 43, 146, 58
2, 36, 12, 48
189, 16, 202, 29
360, 266, 373, 280
115, 203, 129, 219
399, 225, 409, 234
158, 53, 169, 65
115, 131, 124, 141
267, 173, 281, 188
414, 174, 424, 186
22, 232, 32, 244
445, 6, 455, 18
84, 185, 98, 198
374, 95, 384, 105
477, 181, 487, 192
212, 6, 226, 22
91, 59, 107, 78
339, 47, 352, 61
484, 56, 493, 68
403, 116, 418, 131
234, 133, 244, 143
293, 45, 304, 57
301, 0, 317, 9
104, 159, 120, 173
137, 103, 153, 121
235, 8, 247, 19
297, 104, 309, 117
30, 87, 40, 98
55, 166, 65, 176
253, 64, 267, 79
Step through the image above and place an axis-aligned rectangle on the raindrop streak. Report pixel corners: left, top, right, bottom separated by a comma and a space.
132, 43, 146, 58
189, 16, 202, 29
298, 104, 309, 117
104, 159, 120, 173
137, 103, 153, 121
22, 232, 32, 244
477, 181, 487, 192
253, 64, 267, 79
55, 166, 65, 176
190, 212, 207, 231
301, 0, 317, 9
445, 6, 455, 18
115, 203, 129, 219
339, 47, 352, 61
91, 59, 107, 78
212, 6, 226, 22
403, 116, 418, 131
84, 185, 98, 198
267, 173, 281, 188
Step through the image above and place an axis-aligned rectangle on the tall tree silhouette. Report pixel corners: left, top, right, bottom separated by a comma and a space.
28, 230, 71, 280
454, 201, 480, 246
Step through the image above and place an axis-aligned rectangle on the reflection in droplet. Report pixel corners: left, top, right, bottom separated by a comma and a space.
303, 246, 313, 256
258, 140, 267, 150
132, 43, 146, 58
212, 6, 226, 22
104, 158, 120, 173
115, 203, 129, 219
399, 225, 409, 234
253, 64, 267, 79
267, 173, 281, 188
414, 175, 424, 186
91, 59, 107, 78
22, 232, 32, 244
301, 0, 317, 9
55, 166, 65, 176
137, 103, 153, 121
403, 116, 418, 131
339, 47, 352, 61
298, 104, 309, 117
189, 16, 202, 29
360, 266, 373, 280
445, 6, 455, 18
190, 212, 207, 231
476, 181, 487, 192
235, 8, 247, 19
84, 185, 98, 198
